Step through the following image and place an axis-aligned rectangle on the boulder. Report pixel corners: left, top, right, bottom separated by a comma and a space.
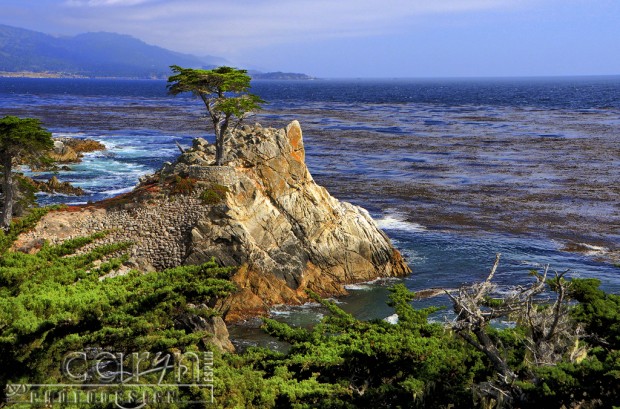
49, 141, 79, 162
174, 307, 235, 353
31, 175, 85, 195
49, 137, 106, 163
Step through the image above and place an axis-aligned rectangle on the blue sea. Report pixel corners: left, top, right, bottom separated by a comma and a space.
1, 76, 619, 346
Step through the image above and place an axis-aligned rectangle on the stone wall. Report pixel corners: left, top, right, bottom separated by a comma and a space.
17, 194, 211, 270
188, 166, 239, 186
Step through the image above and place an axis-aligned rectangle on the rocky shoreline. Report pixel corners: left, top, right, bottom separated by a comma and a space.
25, 137, 107, 196
14, 121, 410, 322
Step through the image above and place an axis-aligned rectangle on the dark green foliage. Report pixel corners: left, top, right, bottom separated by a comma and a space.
0, 116, 53, 157
256, 286, 483, 408
0, 116, 54, 228
519, 348, 620, 407
168, 65, 264, 165
12, 173, 39, 216
1, 208, 619, 409
236, 278, 620, 408
506, 278, 620, 406
0, 223, 237, 404
569, 278, 620, 349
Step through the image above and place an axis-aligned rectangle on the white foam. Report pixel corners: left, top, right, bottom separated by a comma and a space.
344, 283, 373, 290
344, 277, 378, 290
344, 276, 400, 290
99, 140, 118, 150
268, 301, 323, 317
376, 213, 426, 232
579, 243, 609, 256
100, 186, 135, 196
384, 313, 399, 324
297, 302, 322, 309
269, 310, 291, 317
52, 132, 86, 138
35, 192, 72, 197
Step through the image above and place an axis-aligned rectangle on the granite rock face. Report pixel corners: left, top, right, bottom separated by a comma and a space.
164, 121, 411, 320
174, 309, 235, 353
15, 121, 410, 321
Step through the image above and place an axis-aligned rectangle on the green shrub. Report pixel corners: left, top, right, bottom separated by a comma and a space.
200, 184, 230, 205
0, 205, 61, 253
0, 229, 237, 403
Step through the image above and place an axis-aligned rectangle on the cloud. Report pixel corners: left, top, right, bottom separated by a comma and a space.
54, 0, 527, 55
64, 0, 155, 7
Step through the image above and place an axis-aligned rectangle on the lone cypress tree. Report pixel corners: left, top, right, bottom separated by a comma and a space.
0, 116, 53, 229
167, 65, 264, 165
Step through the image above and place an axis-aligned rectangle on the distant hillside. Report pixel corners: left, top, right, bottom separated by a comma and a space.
250, 71, 314, 80
0, 25, 314, 80
0, 24, 224, 78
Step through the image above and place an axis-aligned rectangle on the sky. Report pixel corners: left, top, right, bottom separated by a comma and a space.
1, 0, 619, 78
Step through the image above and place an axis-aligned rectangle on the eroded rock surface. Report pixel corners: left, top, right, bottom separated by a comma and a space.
177, 121, 411, 319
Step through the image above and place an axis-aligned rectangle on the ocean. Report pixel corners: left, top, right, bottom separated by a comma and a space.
1, 76, 619, 347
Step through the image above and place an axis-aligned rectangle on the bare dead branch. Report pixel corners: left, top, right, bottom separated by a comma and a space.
448, 256, 585, 405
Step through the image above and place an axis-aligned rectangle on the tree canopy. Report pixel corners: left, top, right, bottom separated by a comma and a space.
0, 116, 53, 229
167, 65, 264, 165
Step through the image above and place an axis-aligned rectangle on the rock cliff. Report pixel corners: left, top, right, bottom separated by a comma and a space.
15, 121, 411, 321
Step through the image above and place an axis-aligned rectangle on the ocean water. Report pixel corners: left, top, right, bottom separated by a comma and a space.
1, 76, 619, 346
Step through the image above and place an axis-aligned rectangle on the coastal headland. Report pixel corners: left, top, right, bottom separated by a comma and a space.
14, 121, 410, 321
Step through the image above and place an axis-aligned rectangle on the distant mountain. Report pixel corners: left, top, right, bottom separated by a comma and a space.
250, 71, 314, 80
0, 24, 226, 78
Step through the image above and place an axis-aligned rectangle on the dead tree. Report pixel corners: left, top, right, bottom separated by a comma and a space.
446, 254, 585, 407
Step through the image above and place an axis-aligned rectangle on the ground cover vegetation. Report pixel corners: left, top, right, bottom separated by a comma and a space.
1, 207, 618, 408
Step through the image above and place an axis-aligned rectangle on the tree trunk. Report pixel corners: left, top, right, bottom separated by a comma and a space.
215, 121, 229, 166
1, 155, 14, 230
215, 140, 225, 166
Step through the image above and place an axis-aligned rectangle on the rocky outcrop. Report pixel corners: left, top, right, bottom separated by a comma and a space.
48, 137, 106, 163
61, 138, 106, 154
49, 140, 79, 162
29, 175, 85, 195
174, 307, 235, 353
172, 121, 411, 319
15, 121, 411, 321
